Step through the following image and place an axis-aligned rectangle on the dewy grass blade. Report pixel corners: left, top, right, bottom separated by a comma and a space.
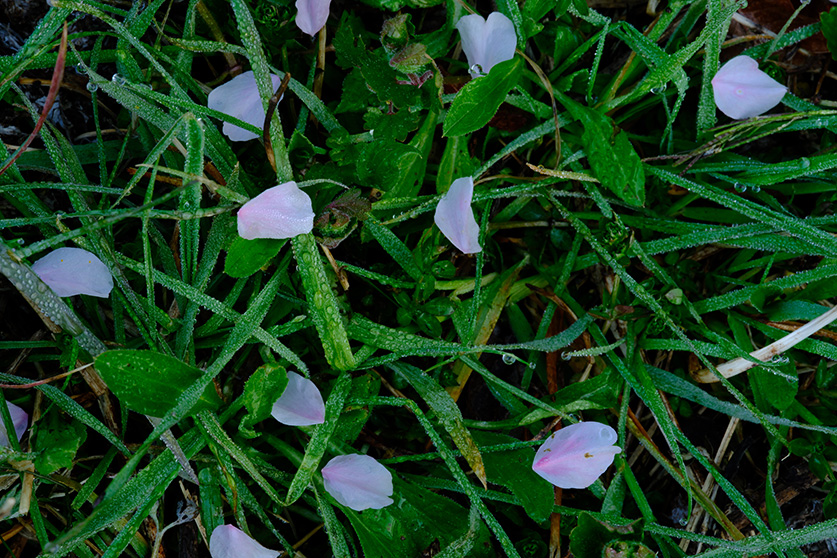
292, 233, 355, 371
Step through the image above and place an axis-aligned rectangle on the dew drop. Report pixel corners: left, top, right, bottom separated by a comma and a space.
750, 185, 761, 193
86, 82, 98, 92
469, 64, 484, 76
561, 351, 572, 361
502, 353, 515, 365
734, 183, 746, 193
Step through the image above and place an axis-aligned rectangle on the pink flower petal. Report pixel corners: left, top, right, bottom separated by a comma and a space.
711, 56, 787, 120
271, 372, 325, 426
0, 402, 28, 447
209, 525, 278, 558
295, 0, 331, 36
532, 422, 620, 489
236, 182, 315, 240
434, 176, 481, 254
207, 71, 282, 142
456, 12, 516, 78
322, 454, 394, 511
32, 247, 114, 298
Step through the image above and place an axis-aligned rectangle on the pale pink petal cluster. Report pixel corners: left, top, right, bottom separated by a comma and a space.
711, 56, 787, 120
237, 182, 315, 240
209, 525, 278, 558
271, 372, 325, 426
207, 71, 282, 142
0, 402, 28, 447
322, 454, 394, 511
32, 247, 114, 298
295, 0, 331, 36
532, 422, 620, 489
456, 12, 516, 78
434, 176, 481, 254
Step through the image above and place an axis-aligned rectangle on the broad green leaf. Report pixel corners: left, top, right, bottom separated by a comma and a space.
224, 237, 286, 278
34, 410, 87, 475
95, 349, 223, 417
443, 57, 522, 137
239, 363, 288, 438
358, 140, 423, 193
570, 513, 644, 558
473, 431, 554, 523
559, 94, 645, 206
340, 478, 492, 558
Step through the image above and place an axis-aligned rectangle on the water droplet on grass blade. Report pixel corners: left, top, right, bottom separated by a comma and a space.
86, 82, 98, 92
502, 353, 515, 365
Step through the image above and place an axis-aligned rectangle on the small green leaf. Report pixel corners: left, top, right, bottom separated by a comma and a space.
559, 94, 645, 206
570, 513, 644, 558
822, 9, 837, 62
34, 410, 87, 475
239, 363, 288, 438
443, 57, 522, 137
95, 350, 223, 417
224, 236, 286, 278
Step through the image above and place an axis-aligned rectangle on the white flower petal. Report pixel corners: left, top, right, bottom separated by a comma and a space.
532, 422, 620, 489
271, 372, 325, 426
209, 525, 278, 558
295, 0, 331, 36
32, 247, 114, 298
236, 182, 315, 240
0, 402, 28, 447
434, 176, 481, 254
711, 56, 787, 120
207, 71, 282, 141
456, 12, 516, 78
322, 454, 394, 511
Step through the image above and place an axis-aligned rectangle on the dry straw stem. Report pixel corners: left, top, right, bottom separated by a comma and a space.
692, 305, 837, 383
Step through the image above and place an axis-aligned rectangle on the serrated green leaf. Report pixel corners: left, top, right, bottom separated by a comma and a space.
443, 57, 522, 137
34, 410, 87, 475
560, 94, 645, 206
95, 350, 223, 417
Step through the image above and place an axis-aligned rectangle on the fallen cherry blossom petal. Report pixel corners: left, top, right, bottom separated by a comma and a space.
32, 247, 114, 298
0, 402, 28, 447
456, 12, 516, 78
711, 56, 787, 120
296, 0, 331, 36
322, 454, 394, 511
434, 176, 481, 254
209, 525, 278, 558
207, 71, 282, 142
532, 422, 621, 489
271, 372, 325, 426
237, 182, 315, 240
